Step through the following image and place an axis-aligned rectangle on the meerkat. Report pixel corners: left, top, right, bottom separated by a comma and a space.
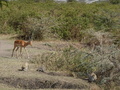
19, 62, 29, 71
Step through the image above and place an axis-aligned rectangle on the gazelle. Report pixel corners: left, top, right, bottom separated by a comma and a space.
11, 40, 32, 58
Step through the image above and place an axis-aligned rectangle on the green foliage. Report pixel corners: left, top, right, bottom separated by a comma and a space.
34, 0, 54, 2
67, 0, 76, 2
53, 9, 90, 40
109, 0, 120, 4
0, 1, 119, 43
0, 0, 8, 8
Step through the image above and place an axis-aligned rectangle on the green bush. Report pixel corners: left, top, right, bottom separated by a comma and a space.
0, 1, 119, 43
109, 0, 120, 4
67, 0, 76, 2
0, 0, 8, 8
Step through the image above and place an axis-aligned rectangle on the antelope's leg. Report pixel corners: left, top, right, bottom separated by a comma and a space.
16, 47, 19, 58
20, 47, 23, 58
11, 46, 16, 57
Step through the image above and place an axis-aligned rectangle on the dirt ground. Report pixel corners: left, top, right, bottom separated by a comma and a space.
0, 35, 101, 90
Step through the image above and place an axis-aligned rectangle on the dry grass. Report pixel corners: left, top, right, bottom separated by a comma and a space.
0, 36, 100, 89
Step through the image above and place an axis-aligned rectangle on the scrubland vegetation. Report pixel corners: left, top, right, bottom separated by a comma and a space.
0, 0, 120, 89
0, 0, 119, 42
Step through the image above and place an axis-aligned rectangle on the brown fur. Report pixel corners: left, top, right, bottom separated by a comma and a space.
11, 40, 32, 58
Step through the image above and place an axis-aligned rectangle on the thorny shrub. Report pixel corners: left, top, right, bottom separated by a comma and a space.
30, 44, 120, 89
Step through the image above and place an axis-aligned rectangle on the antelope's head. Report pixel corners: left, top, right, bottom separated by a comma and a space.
28, 40, 32, 47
